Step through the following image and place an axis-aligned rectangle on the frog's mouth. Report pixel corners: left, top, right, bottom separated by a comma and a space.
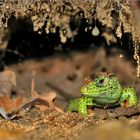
82, 91, 107, 98
83, 92, 120, 104
81, 88, 109, 97
81, 85, 113, 98
82, 90, 118, 99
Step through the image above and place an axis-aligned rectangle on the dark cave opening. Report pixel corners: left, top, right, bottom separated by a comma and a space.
0, 16, 136, 68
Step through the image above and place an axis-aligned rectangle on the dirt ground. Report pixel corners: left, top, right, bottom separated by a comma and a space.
0, 47, 139, 140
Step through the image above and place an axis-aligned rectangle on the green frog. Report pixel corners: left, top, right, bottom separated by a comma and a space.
67, 72, 138, 116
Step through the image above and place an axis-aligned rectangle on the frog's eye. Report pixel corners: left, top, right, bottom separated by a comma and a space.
97, 78, 106, 86
99, 79, 104, 84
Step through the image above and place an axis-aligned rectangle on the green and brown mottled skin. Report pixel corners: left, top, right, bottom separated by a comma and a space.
67, 72, 138, 116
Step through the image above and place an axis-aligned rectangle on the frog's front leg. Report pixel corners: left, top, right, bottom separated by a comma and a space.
78, 97, 89, 115
79, 97, 96, 115
67, 97, 94, 116
119, 87, 138, 107
67, 97, 89, 115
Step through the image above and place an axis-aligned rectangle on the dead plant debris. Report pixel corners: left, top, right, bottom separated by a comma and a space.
0, 70, 63, 120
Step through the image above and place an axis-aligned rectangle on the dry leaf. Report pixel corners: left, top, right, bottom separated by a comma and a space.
0, 71, 64, 120
0, 96, 25, 112
31, 71, 64, 113
32, 92, 56, 111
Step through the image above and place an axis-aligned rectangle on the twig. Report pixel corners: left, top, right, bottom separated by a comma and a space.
93, 105, 140, 120
7, 97, 50, 118
0, 97, 49, 120
107, 105, 140, 118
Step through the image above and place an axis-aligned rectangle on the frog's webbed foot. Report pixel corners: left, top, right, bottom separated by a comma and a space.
120, 87, 138, 107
